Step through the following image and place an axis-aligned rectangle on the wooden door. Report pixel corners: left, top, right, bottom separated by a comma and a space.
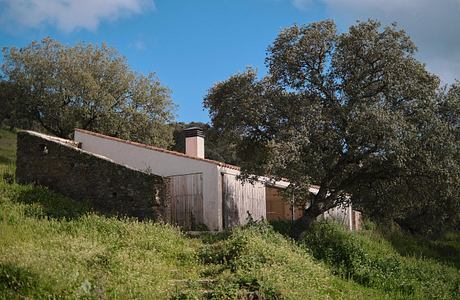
222, 174, 266, 228
168, 173, 203, 230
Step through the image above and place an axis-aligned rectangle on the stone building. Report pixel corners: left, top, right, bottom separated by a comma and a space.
16, 128, 361, 231
16, 130, 169, 221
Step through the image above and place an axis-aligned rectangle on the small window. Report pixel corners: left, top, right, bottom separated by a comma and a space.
39, 144, 48, 154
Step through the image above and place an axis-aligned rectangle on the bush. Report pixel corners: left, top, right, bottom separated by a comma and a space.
269, 219, 295, 237
301, 221, 460, 299
197, 223, 382, 299
302, 221, 367, 278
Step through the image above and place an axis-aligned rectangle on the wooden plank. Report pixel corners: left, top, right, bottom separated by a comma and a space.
168, 173, 203, 230
266, 186, 305, 221
222, 174, 266, 228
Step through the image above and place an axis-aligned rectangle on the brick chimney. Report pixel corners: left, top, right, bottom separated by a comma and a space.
184, 127, 205, 159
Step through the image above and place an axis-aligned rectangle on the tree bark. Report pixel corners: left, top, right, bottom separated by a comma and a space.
291, 191, 338, 239
292, 204, 323, 239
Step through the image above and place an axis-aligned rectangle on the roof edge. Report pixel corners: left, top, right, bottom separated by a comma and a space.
19, 130, 155, 175
74, 128, 241, 170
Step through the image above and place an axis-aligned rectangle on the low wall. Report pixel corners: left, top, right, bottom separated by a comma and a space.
16, 131, 170, 221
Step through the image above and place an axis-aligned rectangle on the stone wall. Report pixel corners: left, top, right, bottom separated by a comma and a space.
16, 130, 170, 221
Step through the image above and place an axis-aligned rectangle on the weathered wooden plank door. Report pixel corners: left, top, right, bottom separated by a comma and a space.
222, 174, 266, 228
168, 173, 203, 230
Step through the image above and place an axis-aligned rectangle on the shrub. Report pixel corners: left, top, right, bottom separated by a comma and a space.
269, 219, 295, 237
198, 223, 383, 299
301, 221, 460, 299
302, 221, 367, 278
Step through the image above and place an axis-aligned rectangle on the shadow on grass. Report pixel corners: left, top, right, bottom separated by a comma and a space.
0, 155, 14, 165
194, 231, 232, 244
272, 218, 460, 269
270, 220, 296, 238
385, 231, 460, 269
5, 181, 153, 222
0, 263, 50, 298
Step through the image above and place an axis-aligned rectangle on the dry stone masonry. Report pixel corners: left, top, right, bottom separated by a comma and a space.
16, 130, 170, 221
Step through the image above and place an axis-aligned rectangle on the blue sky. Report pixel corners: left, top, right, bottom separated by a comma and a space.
1, 0, 459, 123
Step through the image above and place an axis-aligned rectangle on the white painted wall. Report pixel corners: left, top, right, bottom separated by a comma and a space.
74, 130, 222, 230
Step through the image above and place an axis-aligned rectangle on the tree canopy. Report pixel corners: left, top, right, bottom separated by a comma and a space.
204, 20, 459, 235
1, 37, 175, 147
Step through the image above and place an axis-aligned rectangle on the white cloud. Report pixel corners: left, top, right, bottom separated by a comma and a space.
0, 0, 154, 32
292, 0, 460, 83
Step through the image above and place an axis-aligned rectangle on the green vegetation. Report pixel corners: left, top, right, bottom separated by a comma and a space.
1, 127, 459, 299
195, 225, 382, 299
302, 221, 460, 299
0, 127, 16, 184
171, 122, 240, 166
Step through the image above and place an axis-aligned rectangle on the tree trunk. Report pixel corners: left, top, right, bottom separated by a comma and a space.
291, 193, 337, 239
292, 204, 322, 239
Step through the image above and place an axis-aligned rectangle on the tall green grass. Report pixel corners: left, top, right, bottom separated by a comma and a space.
385, 229, 460, 269
195, 223, 384, 299
1, 181, 382, 299
0, 185, 204, 299
301, 221, 460, 299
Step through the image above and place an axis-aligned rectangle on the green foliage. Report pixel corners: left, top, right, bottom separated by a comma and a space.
0, 127, 16, 166
302, 222, 367, 278
357, 82, 460, 235
0, 263, 54, 299
302, 221, 460, 299
1, 37, 175, 147
0, 81, 34, 130
197, 223, 383, 299
204, 19, 459, 234
268, 219, 295, 237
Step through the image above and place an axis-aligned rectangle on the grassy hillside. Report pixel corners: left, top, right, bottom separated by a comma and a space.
0, 127, 459, 299
302, 222, 460, 299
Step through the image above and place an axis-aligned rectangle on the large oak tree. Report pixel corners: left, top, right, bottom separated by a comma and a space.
204, 20, 459, 236
1, 38, 175, 147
